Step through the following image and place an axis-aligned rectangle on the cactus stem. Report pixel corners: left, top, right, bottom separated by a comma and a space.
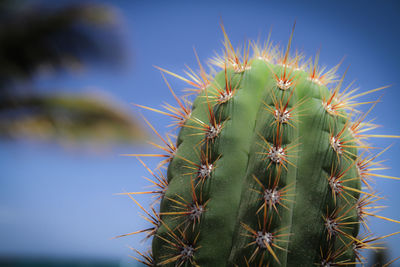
121, 25, 400, 266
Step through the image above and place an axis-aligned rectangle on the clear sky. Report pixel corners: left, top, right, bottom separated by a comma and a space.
1, 0, 400, 265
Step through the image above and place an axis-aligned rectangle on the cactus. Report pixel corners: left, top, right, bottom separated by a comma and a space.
118, 25, 400, 266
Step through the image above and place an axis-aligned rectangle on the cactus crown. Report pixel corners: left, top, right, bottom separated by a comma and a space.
118, 25, 400, 266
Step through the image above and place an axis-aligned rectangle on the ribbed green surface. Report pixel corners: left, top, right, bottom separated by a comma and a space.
152, 59, 359, 266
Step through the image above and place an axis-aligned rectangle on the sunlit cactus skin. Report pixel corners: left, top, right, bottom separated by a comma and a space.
120, 26, 400, 267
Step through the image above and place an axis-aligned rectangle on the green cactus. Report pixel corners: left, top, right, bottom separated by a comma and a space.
119, 25, 400, 266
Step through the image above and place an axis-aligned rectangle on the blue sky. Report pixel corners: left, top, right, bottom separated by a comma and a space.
1, 0, 400, 265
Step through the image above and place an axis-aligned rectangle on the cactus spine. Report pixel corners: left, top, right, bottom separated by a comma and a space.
119, 25, 400, 266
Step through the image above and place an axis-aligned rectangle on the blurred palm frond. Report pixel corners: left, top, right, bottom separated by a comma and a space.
0, 93, 145, 143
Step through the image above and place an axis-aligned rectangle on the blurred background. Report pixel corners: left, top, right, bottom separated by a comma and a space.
1, 0, 399, 266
